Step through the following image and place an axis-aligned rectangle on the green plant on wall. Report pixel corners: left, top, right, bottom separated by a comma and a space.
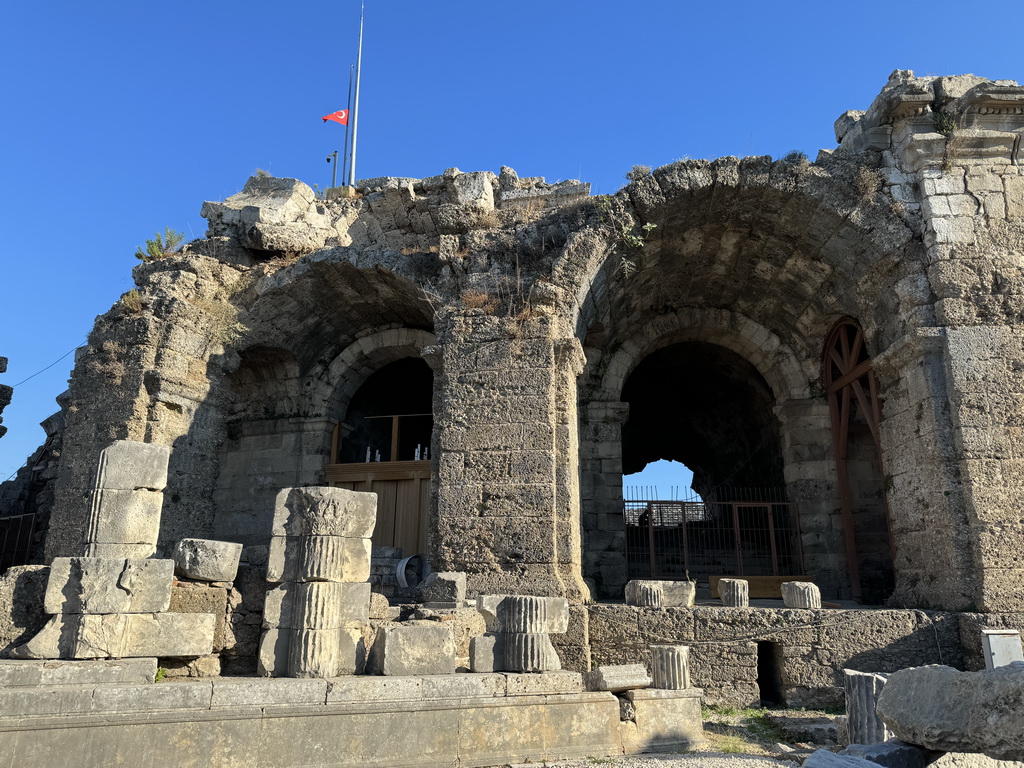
135, 227, 185, 263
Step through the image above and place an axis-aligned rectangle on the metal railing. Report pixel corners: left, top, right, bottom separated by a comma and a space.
0, 513, 36, 573
623, 486, 802, 582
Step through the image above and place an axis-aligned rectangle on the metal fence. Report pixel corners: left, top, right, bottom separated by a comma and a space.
623, 486, 802, 582
0, 513, 36, 573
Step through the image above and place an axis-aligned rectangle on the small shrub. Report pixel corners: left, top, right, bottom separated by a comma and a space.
135, 227, 185, 263
154, 667, 168, 683
460, 290, 499, 314
120, 289, 143, 314
626, 164, 652, 182
783, 150, 809, 164
933, 112, 957, 135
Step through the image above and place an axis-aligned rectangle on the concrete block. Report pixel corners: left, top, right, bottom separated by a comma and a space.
367, 624, 456, 676
0, 658, 157, 687
12, 612, 215, 659
419, 572, 467, 603
267, 535, 371, 583
719, 578, 749, 607
272, 486, 376, 539
263, 581, 370, 629
93, 440, 170, 491
586, 664, 651, 692
842, 741, 927, 768
172, 539, 242, 582
85, 489, 163, 546
44, 557, 173, 614
782, 581, 822, 609
651, 644, 691, 690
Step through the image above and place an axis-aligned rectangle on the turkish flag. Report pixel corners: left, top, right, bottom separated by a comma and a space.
322, 110, 349, 125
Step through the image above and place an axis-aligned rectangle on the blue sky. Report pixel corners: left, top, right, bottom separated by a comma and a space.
1, 0, 1020, 485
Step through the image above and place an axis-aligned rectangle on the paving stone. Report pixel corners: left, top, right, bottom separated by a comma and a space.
172, 538, 242, 582
44, 557, 173, 614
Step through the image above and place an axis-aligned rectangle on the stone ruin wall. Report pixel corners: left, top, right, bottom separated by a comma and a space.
2, 72, 1024, 677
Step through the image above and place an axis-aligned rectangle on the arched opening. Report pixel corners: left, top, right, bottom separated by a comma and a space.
824, 320, 893, 604
619, 341, 802, 584
326, 356, 434, 558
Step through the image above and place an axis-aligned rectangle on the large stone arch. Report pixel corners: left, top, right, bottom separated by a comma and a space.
553, 156, 958, 603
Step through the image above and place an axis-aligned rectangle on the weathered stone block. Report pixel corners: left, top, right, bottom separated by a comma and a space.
718, 578, 749, 607
168, 583, 229, 652
172, 538, 242, 582
267, 535, 371, 583
44, 557, 173, 614
841, 741, 927, 768
369, 592, 390, 619
93, 440, 170, 491
0, 565, 52, 657
804, 750, 876, 767
367, 624, 456, 676
0, 658, 157, 686
272, 486, 376, 539
470, 632, 502, 673
83, 543, 155, 559
623, 688, 704, 753
651, 644, 691, 690
419, 571, 467, 603
262, 581, 370, 630
625, 580, 695, 608
586, 664, 651, 692
85, 489, 163, 546
12, 612, 215, 659
876, 663, 1024, 762
782, 581, 822, 609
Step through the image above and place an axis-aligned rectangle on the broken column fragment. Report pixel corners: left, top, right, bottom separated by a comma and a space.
624, 580, 695, 607
83, 440, 170, 559
651, 644, 691, 690
718, 579, 749, 607
586, 664, 652, 692
473, 594, 568, 673
843, 668, 892, 745
781, 581, 822, 609
259, 486, 375, 678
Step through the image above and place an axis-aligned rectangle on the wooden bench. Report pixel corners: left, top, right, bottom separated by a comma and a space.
709, 575, 812, 600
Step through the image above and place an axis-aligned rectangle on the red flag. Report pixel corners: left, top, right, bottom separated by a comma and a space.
322, 109, 349, 126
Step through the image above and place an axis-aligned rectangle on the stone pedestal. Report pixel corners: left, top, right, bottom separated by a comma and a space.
843, 668, 892, 745
718, 579, 749, 607
651, 644, 691, 690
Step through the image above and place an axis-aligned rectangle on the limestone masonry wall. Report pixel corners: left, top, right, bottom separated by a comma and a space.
2, 72, 1024, 691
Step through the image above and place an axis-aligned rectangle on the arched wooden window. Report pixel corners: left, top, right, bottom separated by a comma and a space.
824, 321, 894, 603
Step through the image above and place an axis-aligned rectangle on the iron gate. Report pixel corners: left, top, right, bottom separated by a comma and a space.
623, 487, 802, 581
0, 513, 36, 573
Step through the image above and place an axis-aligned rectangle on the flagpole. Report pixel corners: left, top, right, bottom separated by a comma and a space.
341, 64, 354, 187
348, 0, 364, 187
